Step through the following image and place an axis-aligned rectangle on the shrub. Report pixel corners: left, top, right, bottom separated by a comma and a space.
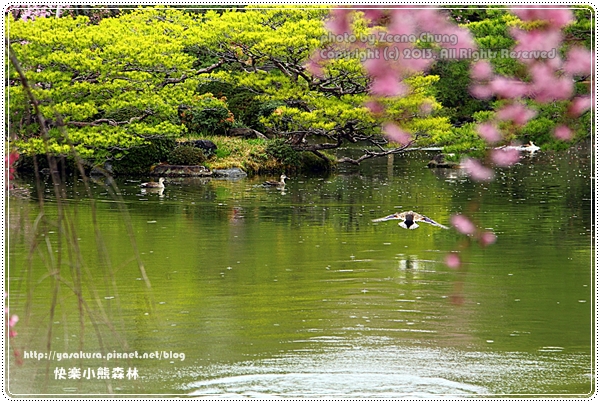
178, 93, 234, 135
111, 137, 176, 175
167, 146, 207, 165
265, 138, 301, 166
197, 81, 265, 130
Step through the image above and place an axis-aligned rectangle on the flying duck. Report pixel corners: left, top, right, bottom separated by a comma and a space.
140, 177, 165, 189
263, 174, 287, 187
372, 211, 449, 230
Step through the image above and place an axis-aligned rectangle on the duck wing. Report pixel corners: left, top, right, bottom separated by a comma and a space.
372, 212, 405, 222
415, 214, 449, 229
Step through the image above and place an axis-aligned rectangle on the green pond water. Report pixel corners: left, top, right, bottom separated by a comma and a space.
6, 144, 593, 397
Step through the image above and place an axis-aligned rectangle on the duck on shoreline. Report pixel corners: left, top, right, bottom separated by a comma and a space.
140, 177, 165, 189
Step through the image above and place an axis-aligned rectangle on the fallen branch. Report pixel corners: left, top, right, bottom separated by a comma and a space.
336, 142, 416, 165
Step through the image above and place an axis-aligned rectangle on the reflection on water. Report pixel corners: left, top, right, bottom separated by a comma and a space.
184, 336, 590, 397
7, 144, 593, 397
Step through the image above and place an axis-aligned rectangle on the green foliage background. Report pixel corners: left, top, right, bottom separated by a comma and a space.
6, 6, 592, 173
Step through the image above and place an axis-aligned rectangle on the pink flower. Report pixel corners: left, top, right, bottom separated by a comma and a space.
370, 74, 407, 97
363, 55, 390, 78
469, 84, 494, 99
491, 148, 521, 167
564, 47, 593, 76
461, 157, 495, 182
490, 77, 530, 99
569, 96, 592, 116
554, 125, 574, 141
445, 253, 461, 269
511, 28, 563, 54
364, 100, 384, 114
388, 9, 416, 36
451, 214, 477, 235
8, 314, 19, 328
479, 231, 497, 246
420, 102, 433, 115
477, 123, 502, 143
471, 60, 493, 81
383, 122, 412, 145
497, 103, 537, 126
442, 29, 476, 51
356, 8, 385, 24
5, 152, 19, 186
529, 62, 574, 102
401, 48, 434, 72
326, 8, 353, 35
305, 53, 325, 78
511, 7, 574, 28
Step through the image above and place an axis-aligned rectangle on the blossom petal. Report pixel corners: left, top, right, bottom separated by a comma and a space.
450, 214, 477, 235
461, 157, 495, 182
477, 123, 502, 143
383, 122, 412, 145
471, 60, 493, 81
497, 103, 537, 126
445, 253, 461, 269
554, 125, 574, 141
491, 148, 521, 167
480, 231, 497, 246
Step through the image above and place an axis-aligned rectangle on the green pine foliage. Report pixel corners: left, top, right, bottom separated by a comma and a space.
6, 6, 592, 172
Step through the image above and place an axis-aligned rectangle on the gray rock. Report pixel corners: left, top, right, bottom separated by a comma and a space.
90, 161, 114, 176
211, 168, 248, 178
227, 128, 268, 140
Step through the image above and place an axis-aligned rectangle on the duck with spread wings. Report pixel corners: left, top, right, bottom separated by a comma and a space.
372, 211, 449, 230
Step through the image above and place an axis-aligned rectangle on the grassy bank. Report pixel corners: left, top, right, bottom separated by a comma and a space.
177, 135, 335, 175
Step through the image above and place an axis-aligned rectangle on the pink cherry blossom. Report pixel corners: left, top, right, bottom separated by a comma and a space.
564, 47, 593, 76
479, 231, 497, 246
568, 96, 592, 116
529, 62, 574, 102
364, 100, 384, 114
450, 214, 477, 235
511, 6, 574, 28
489, 77, 530, 99
370, 74, 407, 97
363, 57, 390, 78
469, 83, 494, 99
383, 122, 412, 145
496, 103, 537, 126
442, 29, 476, 51
554, 125, 574, 141
445, 253, 461, 269
471, 60, 493, 81
5, 152, 19, 187
511, 28, 563, 54
325, 8, 353, 35
461, 157, 495, 182
388, 9, 417, 36
419, 102, 433, 114
357, 8, 385, 24
491, 148, 521, 167
401, 48, 434, 72
477, 122, 502, 143
305, 55, 325, 78
8, 315, 19, 328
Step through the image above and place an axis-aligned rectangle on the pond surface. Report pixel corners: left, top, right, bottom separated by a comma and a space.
6, 144, 593, 397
